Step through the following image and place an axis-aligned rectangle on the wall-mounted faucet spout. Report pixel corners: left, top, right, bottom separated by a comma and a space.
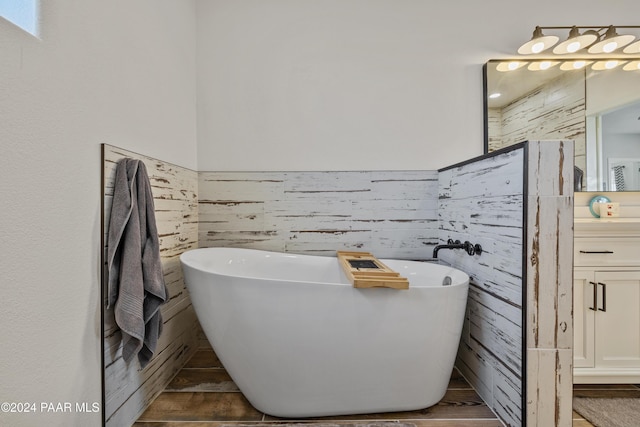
433, 239, 483, 259
433, 240, 466, 258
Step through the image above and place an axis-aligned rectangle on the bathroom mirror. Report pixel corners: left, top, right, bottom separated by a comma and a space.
484, 59, 640, 191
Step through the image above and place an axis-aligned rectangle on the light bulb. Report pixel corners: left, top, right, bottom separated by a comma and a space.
566, 41, 581, 53
496, 61, 527, 72
588, 26, 635, 54
592, 60, 625, 70
560, 60, 591, 71
605, 60, 618, 69
489, 93, 501, 99
539, 61, 552, 70
531, 42, 545, 53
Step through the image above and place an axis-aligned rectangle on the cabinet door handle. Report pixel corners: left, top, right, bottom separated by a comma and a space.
579, 250, 614, 254
589, 281, 597, 311
598, 282, 607, 312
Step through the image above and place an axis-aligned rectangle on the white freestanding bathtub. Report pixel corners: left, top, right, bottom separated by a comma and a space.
180, 247, 469, 418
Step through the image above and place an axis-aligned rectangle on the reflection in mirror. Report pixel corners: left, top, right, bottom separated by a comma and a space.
484, 59, 640, 191
586, 93, 640, 191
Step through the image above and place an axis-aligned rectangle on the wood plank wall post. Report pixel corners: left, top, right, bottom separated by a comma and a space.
438, 145, 526, 426
439, 140, 574, 427
101, 145, 200, 426
525, 140, 574, 427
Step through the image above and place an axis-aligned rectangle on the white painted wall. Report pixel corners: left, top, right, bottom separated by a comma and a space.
0, 1, 196, 426
195, 0, 640, 171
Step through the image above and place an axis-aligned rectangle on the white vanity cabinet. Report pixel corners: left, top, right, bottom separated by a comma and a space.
573, 229, 640, 383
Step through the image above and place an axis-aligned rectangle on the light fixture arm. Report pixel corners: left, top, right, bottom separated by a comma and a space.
532, 26, 640, 31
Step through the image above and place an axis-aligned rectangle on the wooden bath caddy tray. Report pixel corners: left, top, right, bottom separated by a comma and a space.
337, 251, 409, 290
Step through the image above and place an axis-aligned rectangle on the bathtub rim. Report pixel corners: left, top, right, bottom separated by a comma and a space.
180, 247, 469, 289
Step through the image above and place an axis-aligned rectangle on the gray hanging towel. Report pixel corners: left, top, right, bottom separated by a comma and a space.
107, 158, 168, 368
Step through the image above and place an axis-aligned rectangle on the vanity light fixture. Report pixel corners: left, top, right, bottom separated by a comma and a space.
588, 26, 636, 53
591, 59, 626, 70
559, 60, 591, 70
623, 40, 640, 54
623, 60, 640, 71
518, 26, 559, 54
527, 60, 559, 71
496, 58, 639, 72
517, 25, 640, 56
553, 26, 598, 54
495, 61, 527, 72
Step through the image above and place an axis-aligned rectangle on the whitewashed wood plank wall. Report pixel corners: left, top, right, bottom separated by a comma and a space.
438, 147, 525, 427
525, 140, 574, 427
488, 71, 586, 180
198, 171, 440, 259
101, 145, 573, 427
102, 145, 200, 427
439, 140, 573, 427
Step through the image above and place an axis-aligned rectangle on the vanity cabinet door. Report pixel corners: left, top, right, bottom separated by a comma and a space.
594, 271, 640, 368
574, 270, 596, 368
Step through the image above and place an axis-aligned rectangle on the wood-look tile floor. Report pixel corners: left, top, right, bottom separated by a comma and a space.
134, 346, 503, 427
133, 343, 640, 427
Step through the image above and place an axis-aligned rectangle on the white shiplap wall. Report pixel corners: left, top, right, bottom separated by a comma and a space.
438, 147, 525, 426
102, 145, 200, 427
198, 171, 440, 259
101, 147, 573, 427
438, 141, 573, 427
489, 72, 586, 176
